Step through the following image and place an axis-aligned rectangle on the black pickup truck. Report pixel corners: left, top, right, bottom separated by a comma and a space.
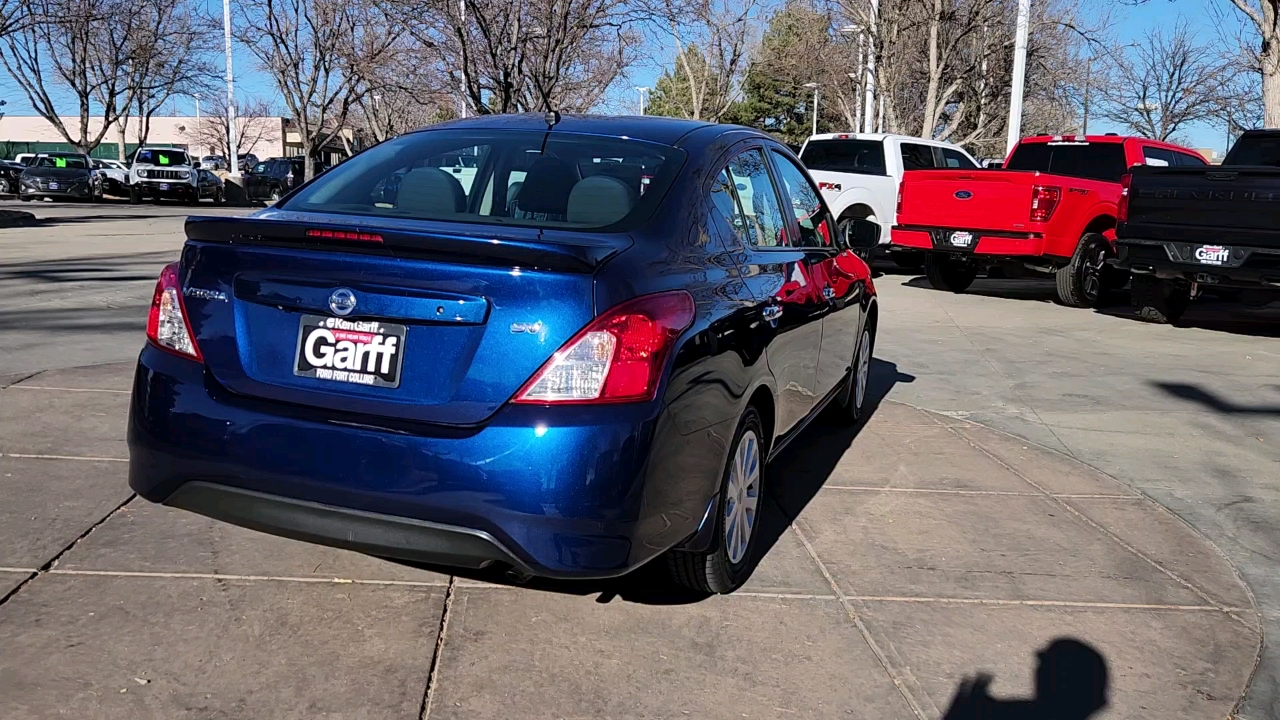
1113, 129, 1280, 323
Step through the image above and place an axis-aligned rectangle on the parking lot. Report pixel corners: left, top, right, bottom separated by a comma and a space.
1, 201, 1277, 719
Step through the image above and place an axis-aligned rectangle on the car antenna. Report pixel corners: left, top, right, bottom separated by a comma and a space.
539, 109, 561, 154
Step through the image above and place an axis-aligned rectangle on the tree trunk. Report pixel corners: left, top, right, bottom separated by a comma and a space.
921, 0, 943, 138
1264, 39, 1280, 126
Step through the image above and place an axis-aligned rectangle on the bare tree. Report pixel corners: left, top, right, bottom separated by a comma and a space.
0, 0, 138, 153
194, 95, 281, 161
236, 0, 401, 178
1097, 22, 1232, 142
1219, 0, 1280, 125
117, 0, 215, 149
650, 0, 759, 121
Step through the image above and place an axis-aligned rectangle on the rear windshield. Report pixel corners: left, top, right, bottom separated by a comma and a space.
282, 130, 686, 230
136, 149, 190, 167
1005, 142, 1127, 182
1223, 135, 1280, 166
799, 139, 886, 175
34, 155, 88, 169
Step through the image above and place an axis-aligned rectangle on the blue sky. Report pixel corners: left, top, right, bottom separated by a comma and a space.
0, 0, 1250, 153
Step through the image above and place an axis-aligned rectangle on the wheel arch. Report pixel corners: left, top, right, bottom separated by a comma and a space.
1081, 214, 1117, 242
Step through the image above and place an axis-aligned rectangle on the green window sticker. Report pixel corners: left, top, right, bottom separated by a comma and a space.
158, 154, 170, 165
55, 157, 66, 168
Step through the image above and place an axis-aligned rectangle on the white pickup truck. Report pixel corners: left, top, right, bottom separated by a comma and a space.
798, 133, 980, 267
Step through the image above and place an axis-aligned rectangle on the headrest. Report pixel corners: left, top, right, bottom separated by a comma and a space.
566, 175, 638, 226
396, 167, 466, 214
515, 158, 577, 216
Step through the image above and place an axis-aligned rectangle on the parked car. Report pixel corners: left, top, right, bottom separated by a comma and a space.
244, 157, 307, 202
0, 160, 26, 194
92, 158, 130, 196
1113, 129, 1280, 322
238, 153, 260, 174
128, 114, 881, 594
19, 152, 102, 202
200, 155, 228, 171
13, 153, 35, 166
799, 132, 981, 268
891, 134, 1208, 307
129, 146, 203, 205
194, 168, 227, 204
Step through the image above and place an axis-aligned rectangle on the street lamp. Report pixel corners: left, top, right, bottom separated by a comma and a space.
635, 86, 650, 115
803, 82, 819, 137
192, 93, 200, 159
1005, 0, 1030, 155
222, 0, 239, 177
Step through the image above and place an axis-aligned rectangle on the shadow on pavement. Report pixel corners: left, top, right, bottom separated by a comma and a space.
0, 251, 173, 286
941, 638, 1109, 720
1152, 381, 1280, 416
902, 275, 1061, 303
405, 358, 917, 605
1101, 300, 1280, 338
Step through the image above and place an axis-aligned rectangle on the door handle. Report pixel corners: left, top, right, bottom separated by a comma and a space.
762, 304, 783, 323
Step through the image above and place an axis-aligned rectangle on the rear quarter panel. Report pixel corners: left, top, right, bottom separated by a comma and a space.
1043, 180, 1120, 257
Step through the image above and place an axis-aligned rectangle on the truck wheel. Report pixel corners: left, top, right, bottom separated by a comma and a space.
1056, 233, 1118, 309
1131, 275, 1189, 324
925, 254, 977, 293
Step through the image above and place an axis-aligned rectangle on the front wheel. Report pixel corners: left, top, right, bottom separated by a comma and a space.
1131, 274, 1189, 324
269, 188, 282, 203
214, 187, 226, 205
925, 253, 978, 293
667, 407, 765, 594
835, 321, 876, 423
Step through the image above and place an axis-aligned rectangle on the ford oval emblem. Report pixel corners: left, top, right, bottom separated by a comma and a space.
329, 288, 357, 316
954, 190, 973, 200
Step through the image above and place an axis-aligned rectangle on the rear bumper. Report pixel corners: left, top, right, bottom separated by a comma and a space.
128, 346, 723, 579
1113, 239, 1280, 289
892, 226, 1051, 258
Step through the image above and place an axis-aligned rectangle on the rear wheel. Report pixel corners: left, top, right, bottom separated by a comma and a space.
925, 253, 977, 293
1056, 233, 1120, 308
1131, 274, 1189, 324
214, 187, 226, 205
269, 187, 282, 203
667, 407, 765, 594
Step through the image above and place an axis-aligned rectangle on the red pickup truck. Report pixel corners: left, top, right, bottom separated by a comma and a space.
891, 135, 1210, 307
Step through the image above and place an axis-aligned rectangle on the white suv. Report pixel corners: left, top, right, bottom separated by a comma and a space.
129, 146, 200, 205
798, 133, 979, 267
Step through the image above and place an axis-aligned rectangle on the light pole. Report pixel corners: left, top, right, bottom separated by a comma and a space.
853, 0, 879, 135
635, 86, 650, 115
222, 0, 239, 177
839, 24, 865, 133
193, 93, 200, 159
803, 83, 820, 137
1005, 0, 1030, 156
458, 0, 468, 118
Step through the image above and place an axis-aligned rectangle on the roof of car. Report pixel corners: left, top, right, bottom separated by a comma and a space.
414, 113, 717, 147
805, 132, 956, 145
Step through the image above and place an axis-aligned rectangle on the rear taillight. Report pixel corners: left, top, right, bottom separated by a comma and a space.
305, 228, 383, 243
286, 172, 294, 187
1030, 185, 1061, 223
1117, 173, 1132, 222
896, 185, 904, 216
145, 262, 202, 361
513, 291, 696, 404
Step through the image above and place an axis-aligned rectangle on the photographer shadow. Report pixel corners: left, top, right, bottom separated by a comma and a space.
941, 638, 1109, 720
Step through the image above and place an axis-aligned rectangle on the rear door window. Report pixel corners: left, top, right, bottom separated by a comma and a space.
1175, 151, 1208, 166
1142, 147, 1176, 167
282, 129, 686, 231
900, 143, 936, 170
799, 140, 887, 175
940, 147, 978, 169
1005, 142, 1127, 182
770, 150, 834, 248
721, 149, 789, 248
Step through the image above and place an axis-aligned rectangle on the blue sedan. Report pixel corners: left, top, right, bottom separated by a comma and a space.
129, 113, 880, 593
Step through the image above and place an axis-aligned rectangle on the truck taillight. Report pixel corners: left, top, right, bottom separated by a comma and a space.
146, 262, 202, 361
896, 185, 904, 216
1030, 185, 1061, 223
1117, 173, 1132, 222
513, 291, 695, 404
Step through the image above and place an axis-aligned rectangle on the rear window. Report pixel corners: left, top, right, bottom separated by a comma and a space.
799, 140, 886, 175
1005, 142, 1127, 182
283, 130, 686, 231
1223, 135, 1280, 166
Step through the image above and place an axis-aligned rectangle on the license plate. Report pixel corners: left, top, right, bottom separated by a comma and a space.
294, 315, 406, 388
949, 231, 974, 247
1192, 244, 1230, 265
48, 182, 58, 190
158, 183, 169, 190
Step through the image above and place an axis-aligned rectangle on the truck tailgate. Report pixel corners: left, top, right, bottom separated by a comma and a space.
897, 169, 1040, 231
1124, 166, 1280, 248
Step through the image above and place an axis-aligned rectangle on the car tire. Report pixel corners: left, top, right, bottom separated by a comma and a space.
269, 187, 281, 203
1131, 274, 1189, 324
925, 253, 977, 292
836, 319, 876, 424
1056, 233, 1119, 308
666, 407, 766, 594
214, 187, 226, 205
0, 179, 9, 194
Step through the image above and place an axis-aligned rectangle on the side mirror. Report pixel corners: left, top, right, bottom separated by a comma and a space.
192, 161, 202, 169
843, 218, 881, 250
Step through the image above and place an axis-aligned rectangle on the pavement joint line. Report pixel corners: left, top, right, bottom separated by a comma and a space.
0, 493, 136, 608
789, 521, 937, 720
0, 370, 41, 390
44, 569, 454, 587
844, 595, 1249, 612
927, 411, 1258, 632
4, 453, 128, 463
6, 385, 130, 394
0, 567, 37, 573
419, 576, 457, 720
823, 485, 1139, 499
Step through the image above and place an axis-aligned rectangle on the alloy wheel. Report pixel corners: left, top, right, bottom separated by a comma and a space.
723, 429, 761, 565
1082, 243, 1108, 302
855, 329, 871, 411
